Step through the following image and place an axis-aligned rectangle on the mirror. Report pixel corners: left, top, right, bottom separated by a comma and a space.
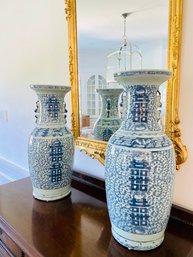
65, 0, 187, 169
77, 1, 168, 141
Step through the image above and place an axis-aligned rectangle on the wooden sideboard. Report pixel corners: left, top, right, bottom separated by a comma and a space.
0, 178, 193, 257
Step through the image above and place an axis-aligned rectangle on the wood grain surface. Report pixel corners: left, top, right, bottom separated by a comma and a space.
0, 178, 192, 257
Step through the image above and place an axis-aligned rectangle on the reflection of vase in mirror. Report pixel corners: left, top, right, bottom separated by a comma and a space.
93, 88, 123, 141
105, 70, 176, 250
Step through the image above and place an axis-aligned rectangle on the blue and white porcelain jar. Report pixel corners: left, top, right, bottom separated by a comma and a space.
105, 70, 176, 250
28, 85, 74, 201
93, 88, 123, 141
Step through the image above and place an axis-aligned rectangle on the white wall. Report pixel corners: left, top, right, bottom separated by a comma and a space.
0, 0, 70, 170
73, 149, 105, 179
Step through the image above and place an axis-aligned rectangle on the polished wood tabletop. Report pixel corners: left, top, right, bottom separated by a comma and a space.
0, 178, 193, 257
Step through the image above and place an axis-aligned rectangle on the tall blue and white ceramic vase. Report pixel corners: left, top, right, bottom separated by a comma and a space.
105, 70, 176, 250
93, 88, 123, 141
28, 85, 74, 201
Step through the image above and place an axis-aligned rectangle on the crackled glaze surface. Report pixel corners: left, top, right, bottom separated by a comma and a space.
93, 88, 123, 141
105, 70, 175, 250
28, 85, 74, 201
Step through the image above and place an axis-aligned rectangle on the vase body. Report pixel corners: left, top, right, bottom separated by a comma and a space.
28, 85, 74, 201
105, 70, 176, 250
93, 88, 123, 141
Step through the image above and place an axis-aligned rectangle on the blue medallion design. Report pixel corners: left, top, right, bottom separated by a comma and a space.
132, 87, 149, 123
129, 197, 149, 226
47, 96, 60, 119
121, 85, 160, 132
129, 159, 150, 229
49, 140, 64, 183
129, 159, 149, 191
29, 135, 74, 190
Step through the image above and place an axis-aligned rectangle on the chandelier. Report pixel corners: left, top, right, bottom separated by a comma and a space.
106, 12, 143, 84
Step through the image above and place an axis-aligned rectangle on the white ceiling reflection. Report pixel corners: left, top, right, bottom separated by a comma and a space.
77, 0, 168, 44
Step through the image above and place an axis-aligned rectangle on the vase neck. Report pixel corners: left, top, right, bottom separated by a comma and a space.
36, 93, 67, 127
99, 92, 122, 119
121, 85, 161, 132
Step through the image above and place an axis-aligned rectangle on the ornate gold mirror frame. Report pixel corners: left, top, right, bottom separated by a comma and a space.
65, 0, 187, 169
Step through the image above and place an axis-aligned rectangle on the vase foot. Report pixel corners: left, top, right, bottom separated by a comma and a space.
112, 223, 164, 251
32, 185, 71, 201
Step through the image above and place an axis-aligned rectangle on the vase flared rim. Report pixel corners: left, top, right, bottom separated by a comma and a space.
30, 85, 71, 91
114, 69, 172, 86
114, 69, 172, 77
96, 88, 123, 94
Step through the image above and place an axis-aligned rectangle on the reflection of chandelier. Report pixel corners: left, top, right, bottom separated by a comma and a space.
106, 12, 143, 84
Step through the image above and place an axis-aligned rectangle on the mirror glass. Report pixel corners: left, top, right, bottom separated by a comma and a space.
76, 0, 169, 142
